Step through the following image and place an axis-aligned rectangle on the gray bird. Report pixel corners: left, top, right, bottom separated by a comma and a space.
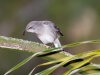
23, 21, 63, 50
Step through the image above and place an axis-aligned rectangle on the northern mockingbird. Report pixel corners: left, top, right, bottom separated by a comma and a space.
23, 21, 63, 50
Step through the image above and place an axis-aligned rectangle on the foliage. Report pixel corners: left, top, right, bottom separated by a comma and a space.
0, 36, 100, 75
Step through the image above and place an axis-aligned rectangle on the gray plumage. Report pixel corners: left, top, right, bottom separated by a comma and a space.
23, 21, 63, 50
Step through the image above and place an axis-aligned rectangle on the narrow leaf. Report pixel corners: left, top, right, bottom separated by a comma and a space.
29, 56, 73, 75
4, 47, 63, 75
64, 55, 100, 75
34, 60, 69, 75
4, 52, 41, 75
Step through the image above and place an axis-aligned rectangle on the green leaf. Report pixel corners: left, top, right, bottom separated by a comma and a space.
69, 49, 100, 60
2, 36, 100, 75
64, 55, 100, 75
29, 56, 74, 75
87, 73, 100, 75
62, 40, 100, 48
29, 48, 100, 75
34, 60, 69, 75
4, 47, 62, 75
34, 64, 63, 75
4, 52, 41, 75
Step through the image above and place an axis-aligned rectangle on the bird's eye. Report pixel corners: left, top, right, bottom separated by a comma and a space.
43, 22, 48, 25
29, 27, 32, 29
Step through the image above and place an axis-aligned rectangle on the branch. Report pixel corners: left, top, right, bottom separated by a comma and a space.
0, 36, 100, 75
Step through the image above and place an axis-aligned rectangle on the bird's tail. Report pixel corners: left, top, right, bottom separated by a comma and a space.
53, 39, 63, 50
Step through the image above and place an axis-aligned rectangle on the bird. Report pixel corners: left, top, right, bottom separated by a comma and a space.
22, 21, 63, 50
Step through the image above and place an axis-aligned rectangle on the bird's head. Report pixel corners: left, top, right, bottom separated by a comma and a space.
22, 21, 40, 35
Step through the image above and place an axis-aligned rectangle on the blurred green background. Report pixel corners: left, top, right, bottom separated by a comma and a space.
0, 0, 100, 75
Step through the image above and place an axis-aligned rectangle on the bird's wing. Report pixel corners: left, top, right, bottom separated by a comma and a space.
54, 25, 63, 36
42, 21, 64, 36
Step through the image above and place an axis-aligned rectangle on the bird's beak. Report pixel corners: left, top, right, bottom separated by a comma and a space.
22, 30, 26, 35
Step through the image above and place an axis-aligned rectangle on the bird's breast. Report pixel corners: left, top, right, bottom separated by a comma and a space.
36, 25, 58, 44
38, 33, 55, 44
